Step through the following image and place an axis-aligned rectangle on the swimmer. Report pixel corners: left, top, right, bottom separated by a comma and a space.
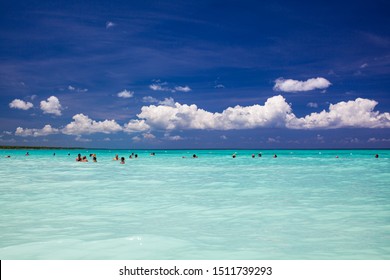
5, 155, 11, 158
76, 154, 82, 161
113, 154, 119, 161
135, 154, 138, 158
25, 152, 29, 156
252, 154, 255, 158
129, 155, 132, 159
93, 156, 97, 162
53, 153, 55, 156
232, 153, 236, 158
150, 152, 156, 156
258, 153, 262, 157
375, 154, 379, 158
68, 153, 70, 156
273, 154, 277, 158
193, 154, 198, 158
120, 157, 125, 164
82, 156, 88, 162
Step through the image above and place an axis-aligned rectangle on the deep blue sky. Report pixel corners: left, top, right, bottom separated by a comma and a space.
1, 0, 389, 148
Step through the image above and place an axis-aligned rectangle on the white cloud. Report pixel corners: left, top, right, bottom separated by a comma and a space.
9, 99, 33, 110
307, 102, 318, 108
62, 114, 122, 135
360, 63, 368, 69
132, 136, 141, 142
106, 21, 116, 29
158, 97, 175, 107
40, 96, 62, 116
215, 84, 225, 89
368, 137, 390, 143
15, 125, 59, 137
267, 137, 280, 143
137, 95, 293, 130
142, 96, 159, 103
220, 135, 227, 140
150, 83, 169, 91
68, 85, 88, 93
142, 132, 156, 139
274, 77, 331, 92
123, 120, 150, 133
75, 135, 92, 142
174, 85, 191, 92
149, 81, 191, 93
117, 89, 134, 98
168, 135, 184, 141
288, 98, 390, 129
137, 95, 390, 131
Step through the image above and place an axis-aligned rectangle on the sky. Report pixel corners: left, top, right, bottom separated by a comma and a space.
1, 0, 389, 149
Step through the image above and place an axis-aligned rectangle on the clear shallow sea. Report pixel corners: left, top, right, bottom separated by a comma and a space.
0, 149, 389, 260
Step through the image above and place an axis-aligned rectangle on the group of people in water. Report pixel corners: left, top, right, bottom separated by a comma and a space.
4, 152, 382, 160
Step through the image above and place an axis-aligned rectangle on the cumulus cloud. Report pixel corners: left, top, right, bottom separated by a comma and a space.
15, 125, 59, 137
9, 99, 33, 110
137, 95, 293, 130
158, 97, 175, 107
274, 77, 331, 92
123, 120, 150, 133
40, 96, 62, 116
215, 84, 225, 89
288, 98, 390, 129
117, 89, 134, 98
142, 132, 156, 139
62, 114, 122, 135
137, 95, 390, 130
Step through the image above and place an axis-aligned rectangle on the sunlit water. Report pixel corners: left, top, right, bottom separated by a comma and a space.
1, 149, 389, 259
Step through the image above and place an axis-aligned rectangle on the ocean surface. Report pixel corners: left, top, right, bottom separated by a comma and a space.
0, 149, 389, 260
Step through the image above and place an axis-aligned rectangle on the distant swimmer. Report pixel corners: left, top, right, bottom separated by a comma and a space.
76, 154, 82, 162
82, 156, 88, 162
273, 154, 277, 158
68, 153, 70, 156
252, 154, 255, 158
120, 157, 125, 164
232, 153, 236, 158
375, 154, 379, 158
5, 155, 11, 158
93, 155, 97, 162
193, 154, 198, 158
129, 155, 133, 159
53, 153, 55, 156
113, 154, 119, 161
150, 152, 156, 156
258, 153, 262, 157
135, 154, 138, 158
335, 156, 339, 158
25, 152, 29, 156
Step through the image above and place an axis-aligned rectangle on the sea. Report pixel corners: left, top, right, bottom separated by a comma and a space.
0, 149, 389, 260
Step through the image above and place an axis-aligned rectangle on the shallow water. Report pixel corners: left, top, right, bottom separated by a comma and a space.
1, 149, 389, 259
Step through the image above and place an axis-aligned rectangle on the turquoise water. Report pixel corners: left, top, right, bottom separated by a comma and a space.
0, 149, 389, 259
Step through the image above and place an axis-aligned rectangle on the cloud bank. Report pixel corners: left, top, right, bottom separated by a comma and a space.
274, 77, 331, 92
13, 96, 390, 139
